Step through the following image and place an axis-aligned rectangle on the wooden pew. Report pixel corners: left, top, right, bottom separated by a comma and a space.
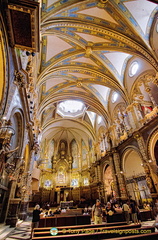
33, 225, 154, 240
32, 226, 156, 239
104, 232, 158, 240
33, 223, 141, 237
34, 221, 128, 233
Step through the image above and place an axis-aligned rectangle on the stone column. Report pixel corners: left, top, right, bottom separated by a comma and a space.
109, 153, 119, 198
6, 198, 21, 227
18, 171, 32, 220
97, 161, 101, 182
132, 102, 143, 127
108, 125, 117, 147
126, 105, 138, 129
78, 154, 82, 171
57, 191, 60, 204
5, 156, 24, 225
133, 132, 156, 196
94, 163, 99, 183
18, 148, 35, 220
87, 151, 90, 168
68, 156, 72, 199
112, 149, 127, 200
99, 184, 105, 203
145, 86, 157, 107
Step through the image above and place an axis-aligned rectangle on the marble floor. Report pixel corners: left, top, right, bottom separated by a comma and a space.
0, 219, 157, 240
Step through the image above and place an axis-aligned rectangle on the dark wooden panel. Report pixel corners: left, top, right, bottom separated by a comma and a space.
39, 215, 91, 227
10, 9, 32, 47
6, 0, 40, 51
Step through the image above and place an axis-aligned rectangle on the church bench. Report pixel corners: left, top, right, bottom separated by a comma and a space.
33, 223, 141, 236
32, 225, 152, 239
34, 221, 128, 232
104, 231, 158, 240
32, 226, 156, 239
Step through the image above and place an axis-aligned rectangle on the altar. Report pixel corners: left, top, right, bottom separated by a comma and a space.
60, 201, 73, 209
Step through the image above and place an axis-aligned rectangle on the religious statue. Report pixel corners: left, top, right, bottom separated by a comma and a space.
0, 139, 19, 174
122, 110, 131, 131
146, 174, 155, 193
144, 106, 152, 115
106, 131, 112, 150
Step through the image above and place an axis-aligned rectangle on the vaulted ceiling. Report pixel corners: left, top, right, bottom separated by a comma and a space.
37, 0, 158, 147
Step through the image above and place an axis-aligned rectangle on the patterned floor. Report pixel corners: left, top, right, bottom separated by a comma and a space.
2, 219, 31, 240
1, 219, 157, 240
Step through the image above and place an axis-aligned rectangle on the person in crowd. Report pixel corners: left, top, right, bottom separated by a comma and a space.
54, 207, 61, 214
155, 199, 158, 216
105, 202, 115, 223
48, 209, 54, 216
130, 200, 139, 224
152, 199, 158, 216
136, 204, 141, 223
143, 202, 151, 210
122, 201, 130, 224
31, 204, 42, 237
92, 199, 103, 224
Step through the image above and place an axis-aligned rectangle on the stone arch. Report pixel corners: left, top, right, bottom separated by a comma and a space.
147, 128, 158, 192
10, 109, 24, 156
23, 144, 30, 172
148, 128, 158, 164
0, 22, 9, 116
130, 70, 156, 103
121, 146, 144, 172
122, 147, 152, 205
113, 102, 127, 119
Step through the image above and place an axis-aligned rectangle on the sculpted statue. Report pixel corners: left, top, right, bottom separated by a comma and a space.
122, 111, 131, 131
0, 139, 19, 174
146, 175, 155, 193
106, 131, 112, 150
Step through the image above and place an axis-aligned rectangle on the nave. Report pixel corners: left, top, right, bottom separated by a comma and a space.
0, 0, 158, 239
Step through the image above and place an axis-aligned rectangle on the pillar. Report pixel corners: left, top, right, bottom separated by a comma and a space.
57, 191, 60, 204
94, 163, 98, 183
112, 149, 127, 200
109, 153, 119, 198
144, 86, 157, 107
6, 198, 21, 227
126, 105, 138, 129
133, 132, 157, 197
97, 161, 101, 182
18, 148, 35, 220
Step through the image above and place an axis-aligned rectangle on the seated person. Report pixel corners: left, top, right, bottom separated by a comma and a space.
143, 202, 151, 210
48, 209, 54, 216
114, 203, 122, 213
54, 208, 61, 214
